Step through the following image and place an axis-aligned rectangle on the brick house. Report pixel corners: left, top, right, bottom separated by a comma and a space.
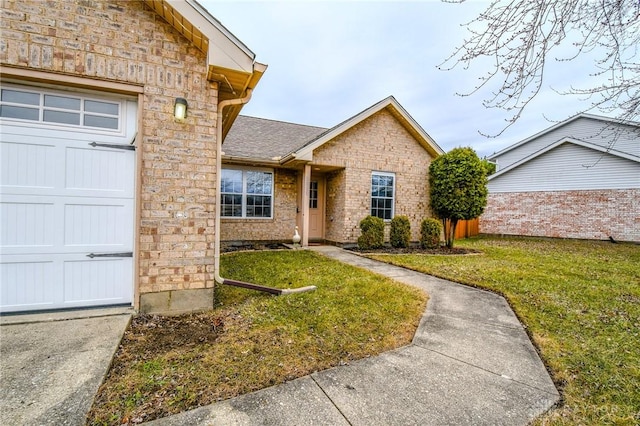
220, 96, 444, 246
481, 114, 640, 242
0, 0, 266, 314
0, 1, 443, 315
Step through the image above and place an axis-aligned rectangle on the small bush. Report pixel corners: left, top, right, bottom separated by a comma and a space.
390, 216, 411, 248
420, 218, 442, 249
358, 215, 385, 249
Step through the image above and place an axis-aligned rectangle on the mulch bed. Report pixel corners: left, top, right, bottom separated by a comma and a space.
345, 246, 481, 255
222, 243, 480, 255
222, 242, 289, 253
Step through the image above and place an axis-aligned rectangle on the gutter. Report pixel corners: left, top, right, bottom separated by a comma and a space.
214, 90, 316, 296
221, 155, 281, 166
278, 152, 297, 165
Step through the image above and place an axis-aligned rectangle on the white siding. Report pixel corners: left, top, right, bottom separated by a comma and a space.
492, 117, 639, 171
489, 143, 640, 192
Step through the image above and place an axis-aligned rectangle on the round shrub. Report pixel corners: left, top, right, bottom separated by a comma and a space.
357, 215, 385, 249
390, 215, 411, 248
420, 218, 442, 249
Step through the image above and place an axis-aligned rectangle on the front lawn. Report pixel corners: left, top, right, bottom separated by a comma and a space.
87, 250, 426, 425
368, 236, 640, 425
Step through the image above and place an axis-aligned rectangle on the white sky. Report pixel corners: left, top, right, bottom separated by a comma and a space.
200, 0, 609, 157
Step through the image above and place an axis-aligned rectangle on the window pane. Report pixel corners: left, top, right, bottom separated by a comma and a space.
0, 105, 39, 120
246, 195, 271, 218
84, 114, 118, 129
246, 171, 272, 194
84, 100, 118, 115
309, 181, 318, 209
384, 187, 393, 197
221, 169, 242, 193
44, 95, 81, 110
43, 110, 80, 125
1, 89, 39, 105
221, 194, 242, 217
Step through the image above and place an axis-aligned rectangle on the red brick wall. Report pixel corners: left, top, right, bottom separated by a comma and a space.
481, 189, 640, 242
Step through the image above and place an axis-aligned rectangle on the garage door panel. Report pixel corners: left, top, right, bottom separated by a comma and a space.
0, 256, 131, 312
66, 146, 133, 196
0, 260, 59, 311
64, 201, 133, 248
1, 201, 55, 248
1, 141, 56, 189
64, 258, 132, 304
2, 195, 132, 255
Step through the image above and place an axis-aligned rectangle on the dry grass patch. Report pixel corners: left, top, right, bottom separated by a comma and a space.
88, 250, 426, 425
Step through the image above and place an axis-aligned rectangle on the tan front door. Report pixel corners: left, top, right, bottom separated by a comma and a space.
308, 178, 325, 240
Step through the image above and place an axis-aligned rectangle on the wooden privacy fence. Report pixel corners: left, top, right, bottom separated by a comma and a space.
444, 218, 480, 239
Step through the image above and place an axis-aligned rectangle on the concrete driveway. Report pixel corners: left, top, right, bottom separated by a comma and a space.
0, 308, 132, 425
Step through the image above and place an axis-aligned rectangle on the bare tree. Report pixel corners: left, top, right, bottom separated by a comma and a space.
440, 0, 640, 136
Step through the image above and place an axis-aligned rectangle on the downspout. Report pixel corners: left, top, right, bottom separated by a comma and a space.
214, 89, 316, 296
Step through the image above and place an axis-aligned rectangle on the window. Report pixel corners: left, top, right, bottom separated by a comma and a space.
309, 181, 318, 209
0, 87, 120, 130
221, 168, 273, 218
371, 172, 395, 220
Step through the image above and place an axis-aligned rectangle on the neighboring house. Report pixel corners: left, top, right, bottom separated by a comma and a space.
0, 0, 266, 314
481, 114, 640, 242
221, 96, 444, 246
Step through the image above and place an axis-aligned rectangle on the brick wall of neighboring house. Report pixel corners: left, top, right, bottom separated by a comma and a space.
220, 168, 298, 242
313, 109, 435, 244
1, 0, 220, 310
481, 189, 640, 242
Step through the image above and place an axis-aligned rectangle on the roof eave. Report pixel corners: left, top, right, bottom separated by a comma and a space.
143, 0, 267, 134
222, 155, 281, 167
214, 62, 268, 140
488, 113, 640, 160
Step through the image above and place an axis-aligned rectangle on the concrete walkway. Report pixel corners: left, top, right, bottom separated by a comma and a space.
149, 246, 559, 425
0, 307, 133, 426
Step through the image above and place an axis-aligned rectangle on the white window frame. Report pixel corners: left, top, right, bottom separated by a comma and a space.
370, 171, 395, 221
0, 84, 123, 133
221, 167, 274, 219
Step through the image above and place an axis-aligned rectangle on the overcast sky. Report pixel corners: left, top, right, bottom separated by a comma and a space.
201, 0, 609, 157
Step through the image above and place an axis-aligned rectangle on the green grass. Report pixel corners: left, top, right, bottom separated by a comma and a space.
367, 236, 640, 425
87, 250, 426, 425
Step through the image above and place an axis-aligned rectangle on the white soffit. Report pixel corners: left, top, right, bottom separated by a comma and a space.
148, 0, 256, 73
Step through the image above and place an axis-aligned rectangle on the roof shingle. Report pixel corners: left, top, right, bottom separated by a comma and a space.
223, 116, 327, 160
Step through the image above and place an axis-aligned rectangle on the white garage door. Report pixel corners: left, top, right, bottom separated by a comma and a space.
0, 84, 137, 313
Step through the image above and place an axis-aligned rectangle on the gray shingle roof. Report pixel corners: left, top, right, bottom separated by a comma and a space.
223, 116, 327, 160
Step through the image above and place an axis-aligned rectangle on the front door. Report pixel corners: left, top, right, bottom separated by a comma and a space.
308, 178, 325, 240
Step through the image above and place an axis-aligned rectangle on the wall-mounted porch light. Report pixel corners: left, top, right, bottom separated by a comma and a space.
174, 97, 188, 121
